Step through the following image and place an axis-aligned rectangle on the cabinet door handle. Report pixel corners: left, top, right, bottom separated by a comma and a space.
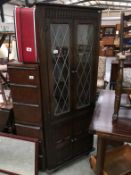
71, 70, 77, 74
74, 138, 77, 142
64, 136, 70, 141
71, 139, 74, 143
56, 139, 63, 144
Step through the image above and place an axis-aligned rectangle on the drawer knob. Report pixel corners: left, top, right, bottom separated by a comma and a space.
71, 70, 77, 74
29, 75, 34, 80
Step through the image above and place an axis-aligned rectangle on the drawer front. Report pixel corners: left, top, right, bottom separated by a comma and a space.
11, 85, 40, 104
14, 103, 42, 126
15, 124, 42, 140
8, 68, 40, 86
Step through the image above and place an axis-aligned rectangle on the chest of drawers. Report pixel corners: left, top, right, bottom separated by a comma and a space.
8, 62, 46, 170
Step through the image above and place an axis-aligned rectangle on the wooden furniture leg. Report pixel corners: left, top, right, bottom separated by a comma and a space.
113, 59, 123, 121
96, 136, 107, 175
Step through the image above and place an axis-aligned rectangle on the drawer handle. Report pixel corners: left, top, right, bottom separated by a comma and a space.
71, 139, 74, 143
56, 139, 63, 144
64, 136, 70, 141
10, 83, 38, 88
29, 75, 35, 80
71, 70, 77, 74
74, 138, 78, 142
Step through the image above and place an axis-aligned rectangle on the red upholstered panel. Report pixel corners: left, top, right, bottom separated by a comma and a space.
15, 7, 38, 63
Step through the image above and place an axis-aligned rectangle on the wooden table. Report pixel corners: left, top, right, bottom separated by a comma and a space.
90, 90, 131, 175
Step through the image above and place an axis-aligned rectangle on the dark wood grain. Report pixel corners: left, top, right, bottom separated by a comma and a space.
15, 123, 43, 140
8, 62, 46, 170
8, 67, 40, 86
13, 103, 42, 126
35, 4, 101, 170
8, 3, 102, 171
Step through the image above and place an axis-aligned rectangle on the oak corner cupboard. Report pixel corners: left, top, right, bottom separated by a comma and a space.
35, 3, 101, 171
9, 3, 102, 171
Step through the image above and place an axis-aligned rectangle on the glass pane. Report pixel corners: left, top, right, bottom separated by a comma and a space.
50, 24, 70, 116
76, 24, 94, 108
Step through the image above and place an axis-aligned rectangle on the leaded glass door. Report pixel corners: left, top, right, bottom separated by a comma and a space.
48, 22, 72, 120
74, 23, 95, 109
72, 22, 96, 156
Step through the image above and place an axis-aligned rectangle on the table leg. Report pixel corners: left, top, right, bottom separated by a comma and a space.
96, 136, 107, 175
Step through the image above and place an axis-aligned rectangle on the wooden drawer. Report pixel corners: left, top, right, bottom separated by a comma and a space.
8, 64, 40, 86
102, 37, 114, 45
11, 85, 40, 104
15, 124, 43, 140
14, 103, 42, 126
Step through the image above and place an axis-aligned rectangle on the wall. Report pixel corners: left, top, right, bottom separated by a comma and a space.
101, 9, 131, 26
102, 17, 120, 25
1, 4, 131, 28
0, 4, 15, 31
2, 4, 14, 23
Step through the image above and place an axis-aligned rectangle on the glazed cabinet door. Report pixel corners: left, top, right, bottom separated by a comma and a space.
71, 20, 99, 155
46, 20, 73, 169
74, 21, 97, 110
47, 20, 73, 120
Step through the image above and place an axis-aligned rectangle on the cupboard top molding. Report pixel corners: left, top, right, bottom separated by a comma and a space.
36, 2, 103, 11
36, 3, 103, 19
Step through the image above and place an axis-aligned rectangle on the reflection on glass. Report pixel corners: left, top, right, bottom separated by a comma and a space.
50, 24, 70, 116
76, 24, 94, 108
0, 134, 37, 175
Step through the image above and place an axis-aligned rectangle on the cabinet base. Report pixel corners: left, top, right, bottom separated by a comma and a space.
46, 147, 94, 173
